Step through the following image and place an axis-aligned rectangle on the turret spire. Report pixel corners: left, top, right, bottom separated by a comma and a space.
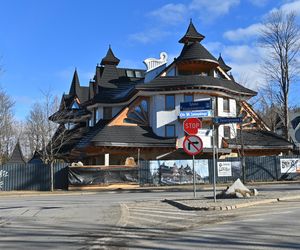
69, 68, 80, 95
179, 19, 205, 44
218, 54, 232, 72
100, 46, 120, 66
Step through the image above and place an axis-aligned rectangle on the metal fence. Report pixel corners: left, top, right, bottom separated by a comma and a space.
140, 155, 300, 185
0, 163, 68, 191
1, 155, 300, 191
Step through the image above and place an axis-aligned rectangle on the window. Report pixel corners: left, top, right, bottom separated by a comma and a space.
88, 119, 93, 127
135, 71, 143, 78
126, 70, 134, 77
184, 94, 193, 102
95, 108, 101, 122
223, 98, 230, 112
165, 95, 175, 110
103, 107, 112, 120
71, 101, 80, 109
64, 123, 76, 130
165, 124, 175, 137
124, 100, 149, 126
224, 126, 230, 138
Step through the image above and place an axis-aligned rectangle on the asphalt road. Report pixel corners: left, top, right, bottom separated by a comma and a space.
0, 191, 198, 249
0, 184, 299, 249
114, 199, 300, 250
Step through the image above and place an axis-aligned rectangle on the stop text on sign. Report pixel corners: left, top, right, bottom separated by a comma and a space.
183, 118, 202, 135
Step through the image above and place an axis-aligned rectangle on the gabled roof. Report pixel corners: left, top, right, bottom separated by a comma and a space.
179, 19, 205, 43
218, 54, 231, 72
136, 75, 257, 96
100, 46, 120, 66
177, 42, 218, 64
7, 142, 26, 164
225, 130, 293, 149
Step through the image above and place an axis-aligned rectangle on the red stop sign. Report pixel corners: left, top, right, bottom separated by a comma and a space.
183, 118, 202, 135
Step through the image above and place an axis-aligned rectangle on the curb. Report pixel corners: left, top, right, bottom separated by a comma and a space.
166, 194, 300, 211
0, 191, 99, 197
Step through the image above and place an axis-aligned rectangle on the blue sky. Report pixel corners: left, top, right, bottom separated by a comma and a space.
0, 0, 300, 120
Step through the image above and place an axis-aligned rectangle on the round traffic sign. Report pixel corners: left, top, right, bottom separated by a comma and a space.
183, 118, 202, 135
183, 135, 203, 156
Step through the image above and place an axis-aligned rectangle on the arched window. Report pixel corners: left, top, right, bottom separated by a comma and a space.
124, 100, 149, 126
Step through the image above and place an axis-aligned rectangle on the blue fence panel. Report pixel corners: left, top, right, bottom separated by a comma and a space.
0, 163, 69, 191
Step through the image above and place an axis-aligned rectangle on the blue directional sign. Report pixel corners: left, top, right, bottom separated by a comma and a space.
179, 110, 213, 119
180, 99, 212, 111
213, 117, 243, 124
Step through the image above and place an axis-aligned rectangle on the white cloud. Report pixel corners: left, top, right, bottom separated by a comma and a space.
273, 0, 300, 14
129, 29, 171, 44
149, 0, 240, 25
189, 0, 240, 21
223, 1, 300, 43
230, 62, 264, 90
203, 42, 224, 54
221, 44, 267, 90
223, 23, 263, 42
149, 3, 188, 24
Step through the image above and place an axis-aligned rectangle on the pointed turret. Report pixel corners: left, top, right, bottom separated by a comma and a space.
100, 46, 120, 66
69, 69, 80, 95
7, 141, 26, 164
179, 19, 205, 44
218, 54, 232, 72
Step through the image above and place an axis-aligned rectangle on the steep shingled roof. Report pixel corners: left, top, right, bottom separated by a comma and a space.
179, 19, 205, 43
225, 130, 293, 149
91, 126, 176, 148
83, 66, 144, 105
100, 46, 120, 65
136, 75, 257, 96
7, 142, 26, 164
218, 54, 232, 72
177, 42, 218, 64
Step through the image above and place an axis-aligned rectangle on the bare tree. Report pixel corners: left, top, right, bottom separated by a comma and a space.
254, 82, 280, 132
0, 88, 16, 164
259, 10, 300, 140
24, 90, 60, 160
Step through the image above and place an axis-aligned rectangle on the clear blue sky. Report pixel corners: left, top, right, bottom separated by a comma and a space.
0, 0, 300, 120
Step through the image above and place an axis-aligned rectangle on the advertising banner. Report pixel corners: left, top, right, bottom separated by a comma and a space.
217, 162, 232, 177
280, 159, 300, 173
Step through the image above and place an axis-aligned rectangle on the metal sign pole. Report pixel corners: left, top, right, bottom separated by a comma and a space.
212, 123, 216, 202
193, 155, 196, 199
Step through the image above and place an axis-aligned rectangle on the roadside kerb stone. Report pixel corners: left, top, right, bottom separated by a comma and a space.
164, 192, 300, 211
277, 194, 300, 201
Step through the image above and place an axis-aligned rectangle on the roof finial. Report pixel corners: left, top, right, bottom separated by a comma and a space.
109, 44, 111, 49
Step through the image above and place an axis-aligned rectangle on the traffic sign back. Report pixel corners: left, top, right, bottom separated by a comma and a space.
183, 118, 202, 135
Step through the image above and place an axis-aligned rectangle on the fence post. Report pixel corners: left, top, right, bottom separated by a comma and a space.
50, 162, 54, 192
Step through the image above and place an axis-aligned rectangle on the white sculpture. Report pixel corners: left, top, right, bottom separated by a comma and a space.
143, 52, 168, 72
